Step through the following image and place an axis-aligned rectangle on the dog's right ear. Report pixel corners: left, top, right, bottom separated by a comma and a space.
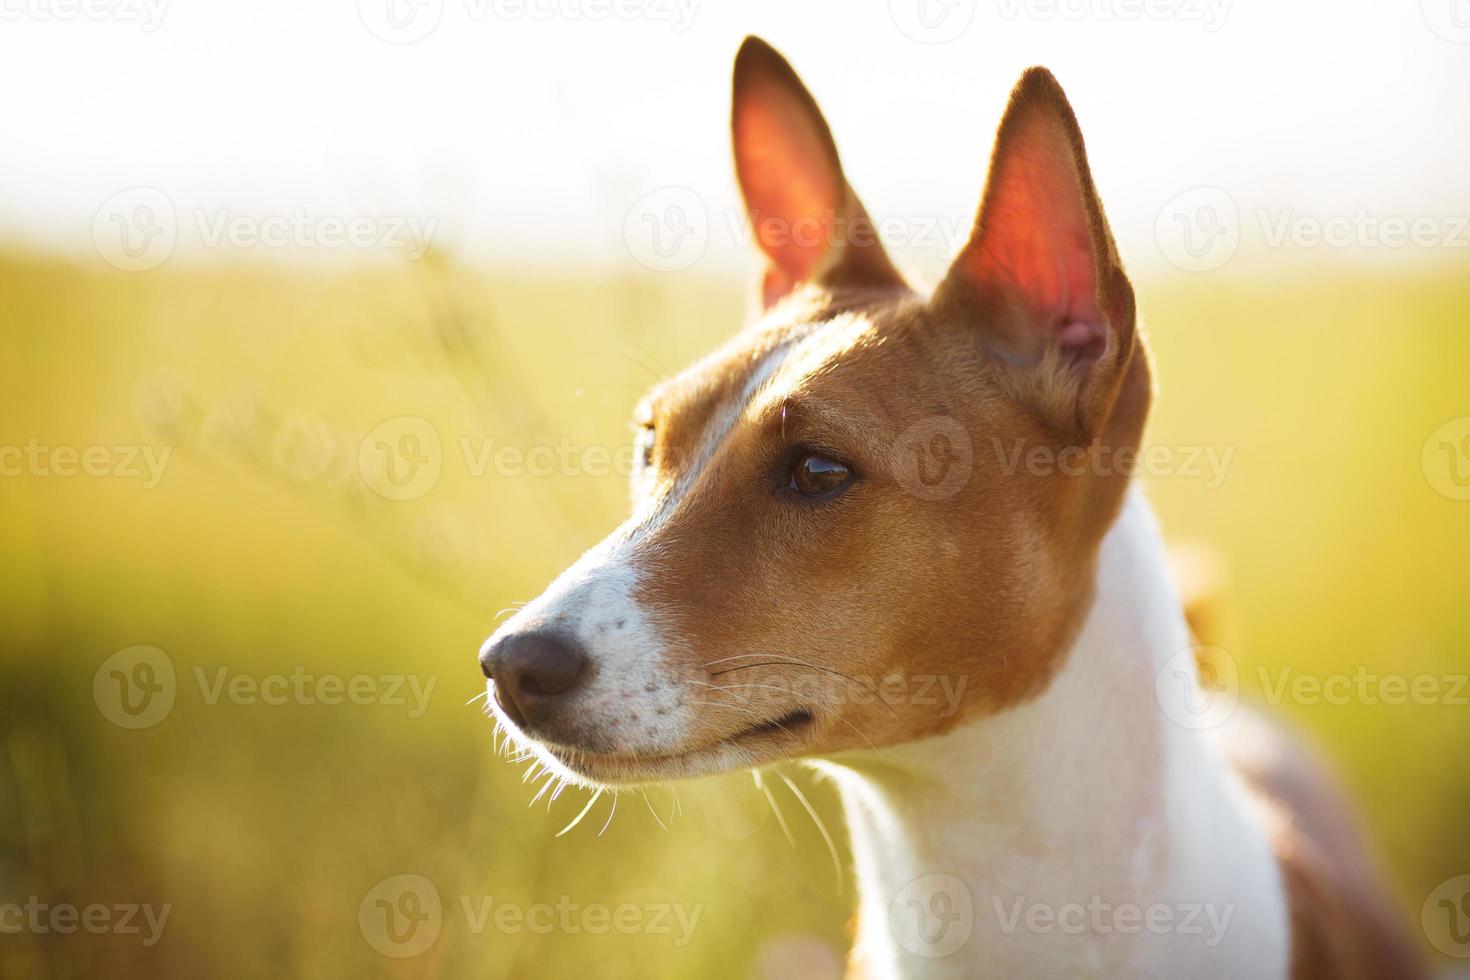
732, 37, 904, 313
933, 67, 1142, 442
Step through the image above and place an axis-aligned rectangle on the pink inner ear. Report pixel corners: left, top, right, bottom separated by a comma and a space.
964, 112, 1106, 347
1057, 319, 1103, 349
734, 95, 840, 287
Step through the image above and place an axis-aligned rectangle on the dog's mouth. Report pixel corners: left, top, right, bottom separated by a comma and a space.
732, 707, 814, 740
507, 705, 818, 785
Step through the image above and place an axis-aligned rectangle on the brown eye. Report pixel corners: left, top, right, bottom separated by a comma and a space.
790, 453, 852, 497
635, 425, 655, 468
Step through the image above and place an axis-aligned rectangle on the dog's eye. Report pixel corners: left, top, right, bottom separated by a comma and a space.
790, 453, 852, 497
635, 425, 656, 468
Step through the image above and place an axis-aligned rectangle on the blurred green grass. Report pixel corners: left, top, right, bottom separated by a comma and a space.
1, 250, 1467, 977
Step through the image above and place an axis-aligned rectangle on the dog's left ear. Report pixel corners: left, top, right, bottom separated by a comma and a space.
732, 37, 905, 313
934, 67, 1141, 440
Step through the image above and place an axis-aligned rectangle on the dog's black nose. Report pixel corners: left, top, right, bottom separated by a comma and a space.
481, 630, 588, 727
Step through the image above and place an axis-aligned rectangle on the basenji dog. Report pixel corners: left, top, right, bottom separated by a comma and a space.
479, 36, 1424, 980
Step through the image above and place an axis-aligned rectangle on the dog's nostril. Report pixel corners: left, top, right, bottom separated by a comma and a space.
482, 630, 589, 727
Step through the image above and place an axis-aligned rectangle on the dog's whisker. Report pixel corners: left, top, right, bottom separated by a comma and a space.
641, 788, 670, 832
754, 769, 796, 847
528, 769, 557, 806
778, 771, 843, 896
597, 792, 619, 837
555, 788, 604, 838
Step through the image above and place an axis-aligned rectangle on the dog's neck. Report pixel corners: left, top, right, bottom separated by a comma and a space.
811, 488, 1291, 980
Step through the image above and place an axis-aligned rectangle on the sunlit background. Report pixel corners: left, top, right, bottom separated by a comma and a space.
3, 0, 1469, 975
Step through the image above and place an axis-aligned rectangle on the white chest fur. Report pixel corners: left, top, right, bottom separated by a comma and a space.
810, 489, 1290, 980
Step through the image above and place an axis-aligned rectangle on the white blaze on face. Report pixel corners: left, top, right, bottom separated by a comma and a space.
483, 518, 691, 753
482, 335, 802, 755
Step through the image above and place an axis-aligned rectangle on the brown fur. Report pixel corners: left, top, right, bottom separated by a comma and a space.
614, 42, 1153, 776
1223, 709, 1426, 979
510, 36, 1426, 977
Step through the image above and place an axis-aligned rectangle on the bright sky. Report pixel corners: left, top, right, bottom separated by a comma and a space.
3, 0, 1468, 279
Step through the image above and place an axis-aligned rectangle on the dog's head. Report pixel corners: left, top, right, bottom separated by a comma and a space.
480, 37, 1150, 785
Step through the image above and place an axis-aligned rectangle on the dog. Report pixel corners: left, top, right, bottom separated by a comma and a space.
479, 36, 1424, 979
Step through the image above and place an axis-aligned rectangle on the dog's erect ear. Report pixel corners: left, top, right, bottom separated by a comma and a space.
732, 37, 904, 312
934, 67, 1140, 439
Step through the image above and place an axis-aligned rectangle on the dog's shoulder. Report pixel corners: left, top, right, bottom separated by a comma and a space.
1216, 706, 1426, 980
